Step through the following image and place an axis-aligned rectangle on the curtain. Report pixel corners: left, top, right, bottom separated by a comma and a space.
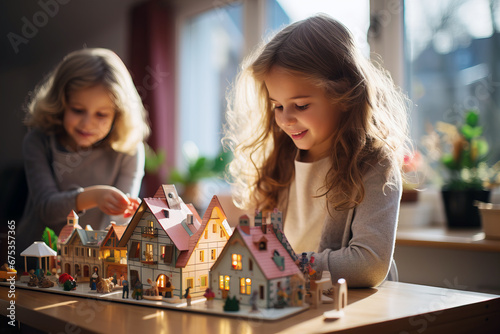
129, 0, 176, 197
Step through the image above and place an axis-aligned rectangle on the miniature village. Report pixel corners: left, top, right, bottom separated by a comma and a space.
2, 184, 347, 320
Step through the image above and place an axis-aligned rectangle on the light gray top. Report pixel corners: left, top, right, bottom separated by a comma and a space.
281, 157, 401, 287
18, 129, 144, 254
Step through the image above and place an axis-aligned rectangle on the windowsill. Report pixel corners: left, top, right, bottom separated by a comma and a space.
396, 226, 500, 252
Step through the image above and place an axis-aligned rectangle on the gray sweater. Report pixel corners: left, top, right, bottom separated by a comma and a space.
282, 157, 401, 287
18, 129, 144, 256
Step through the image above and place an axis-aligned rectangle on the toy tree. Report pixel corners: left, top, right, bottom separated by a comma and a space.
41, 227, 58, 252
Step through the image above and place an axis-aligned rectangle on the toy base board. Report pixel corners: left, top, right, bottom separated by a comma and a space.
2, 281, 309, 321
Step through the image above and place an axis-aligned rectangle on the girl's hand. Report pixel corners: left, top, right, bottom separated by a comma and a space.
77, 186, 131, 216
96, 187, 131, 216
123, 197, 140, 218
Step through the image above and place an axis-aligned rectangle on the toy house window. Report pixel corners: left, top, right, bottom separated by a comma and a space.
130, 241, 141, 260
199, 250, 205, 262
212, 223, 217, 233
224, 276, 230, 290
220, 229, 225, 238
87, 248, 91, 257
204, 229, 208, 239
211, 249, 216, 260
200, 275, 208, 288
231, 254, 242, 270
240, 278, 251, 295
259, 241, 267, 251
219, 275, 224, 290
186, 277, 194, 289
157, 274, 167, 288
259, 286, 264, 299
75, 248, 79, 256
249, 259, 253, 271
93, 250, 96, 258
64, 246, 67, 255
145, 244, 153, 261
163, 245, 173, 264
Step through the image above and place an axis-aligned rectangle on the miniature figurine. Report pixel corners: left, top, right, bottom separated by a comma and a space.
184, 287, 192, 306
249, 291, 259, 312
204, 288, 215, 308
27, 273, 39, 287
58, 273, 74, 288
97, 277, 114, 293
38, 275, 54, 288
275, 288, 288, 309
90, 270, 98, 291
122, 279, 129, 299
132, 280, 143, 300
143, 278, 162, 300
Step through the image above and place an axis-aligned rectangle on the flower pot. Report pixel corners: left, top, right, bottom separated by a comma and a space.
441, 189, 490, 228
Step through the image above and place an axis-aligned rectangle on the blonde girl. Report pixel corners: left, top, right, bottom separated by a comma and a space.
19, 48, 150, 255
224, 15, 411, 287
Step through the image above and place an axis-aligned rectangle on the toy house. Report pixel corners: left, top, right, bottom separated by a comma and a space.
118, 184, 232, 298
59, 227, 107, 282
100, 223, 128, 280
210, 210, 305, 309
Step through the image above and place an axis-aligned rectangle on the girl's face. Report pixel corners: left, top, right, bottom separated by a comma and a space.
62, 85, 116, 150
264, 66, 341, 162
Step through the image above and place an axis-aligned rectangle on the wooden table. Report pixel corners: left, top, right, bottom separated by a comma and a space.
1, 281, 499, 333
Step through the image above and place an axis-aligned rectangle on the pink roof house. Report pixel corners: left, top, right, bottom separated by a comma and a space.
118, 184, 232, 298
209, 213, 305, 309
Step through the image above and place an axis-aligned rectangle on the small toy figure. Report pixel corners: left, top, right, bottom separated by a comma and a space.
132, 280, 143, 300
58, 273, 74, 288
97, 277, 114, 293
27, 273, 39, 287
164, 279, 174, 298
112, 273, 118, 285
204, 288, 215, 308
184, 287, 192, 306
275, 288, 288, 309
249, 291, 259, 312
122, 279, 129, 299
90, 269, 98, 291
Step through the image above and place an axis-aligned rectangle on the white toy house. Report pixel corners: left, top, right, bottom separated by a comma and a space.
118, 184, 231, 298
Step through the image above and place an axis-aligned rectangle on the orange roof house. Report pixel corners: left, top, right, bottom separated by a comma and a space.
100, 223, 128, 280
118, 184, 232, 298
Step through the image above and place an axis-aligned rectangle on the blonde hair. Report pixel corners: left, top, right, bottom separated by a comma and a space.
224, 15, 411, 211
25, 48, 150, 154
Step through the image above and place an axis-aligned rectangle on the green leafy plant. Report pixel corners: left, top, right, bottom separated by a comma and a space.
169, 149, 232, 186
422, 109, 500, 190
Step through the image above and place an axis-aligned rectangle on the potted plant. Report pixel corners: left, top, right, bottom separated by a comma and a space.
422, 109, 500, 228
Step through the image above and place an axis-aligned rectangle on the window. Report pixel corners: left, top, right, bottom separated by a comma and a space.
199, 250, 205, 262
200, 275, 208, 288
162, 245, 173, 264
88, 248, 92, 257
204, 229, 208, 239
224, 276, 230, 290
186, 277, 194, 289
240, 278, 251, 295
130, 241, 140, 260
220, 228, 226, 238
249, 259, 253, 271
145, 244, 153, 261
75, 248, 79, 256
211, 249, 217, 261
177, 0, 370, 178
231, 254, 242, 270
405, 0, 500, 164
212, 223, 217, 234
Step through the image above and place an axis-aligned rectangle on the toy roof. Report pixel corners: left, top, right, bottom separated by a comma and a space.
176, 195, 231, 267
101, 224, 127, 248
58, 220, 82, 245
64, 229, 108, 248
20, 241, 57, 257
213, 225, 302, 280
118, 185, 231, 269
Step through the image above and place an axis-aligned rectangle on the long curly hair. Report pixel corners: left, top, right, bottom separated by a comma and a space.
223, 14, 411, 212
24, 48, 150, 154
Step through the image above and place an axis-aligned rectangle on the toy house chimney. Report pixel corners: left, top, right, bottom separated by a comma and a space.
239, 215, 250, 234
187, 213, 194, 225
270, 208, 283, 232
254, 210, 263, 227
